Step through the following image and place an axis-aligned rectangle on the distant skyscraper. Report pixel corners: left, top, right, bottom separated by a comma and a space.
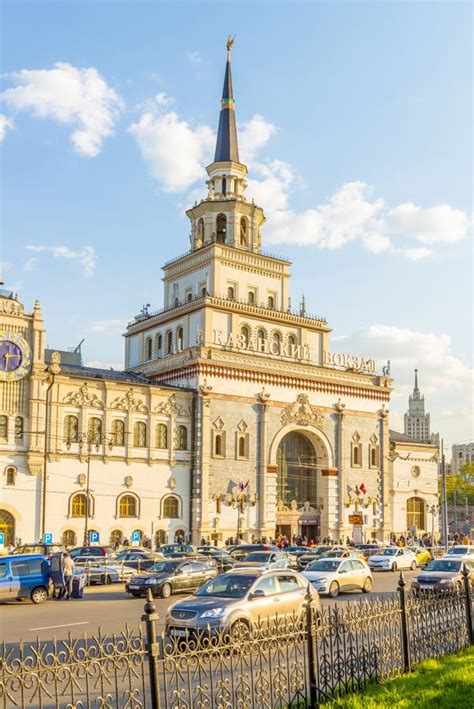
404, 370, 438, 443
451, 443, 474, 474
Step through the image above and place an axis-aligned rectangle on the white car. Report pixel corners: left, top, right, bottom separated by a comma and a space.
443, 546, 474, 559
303, 557, 373, 598
233, 551, 290, 570
368, 547, 417, 572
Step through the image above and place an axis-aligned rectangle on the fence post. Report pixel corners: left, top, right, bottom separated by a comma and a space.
304, 584, 319, 708
141, 588, 161, 709
462, 563, 473, 645
397, 571, 411, 672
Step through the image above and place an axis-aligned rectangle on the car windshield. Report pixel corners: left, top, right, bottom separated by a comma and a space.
380, 548, 398, 556
195, 574, 255, 598
149, 562, 180, 573
321, 551, 343, 558
424, 560, 462, 572
306, 560, 341, 572
446, 547, 468, 555
244, 552, 272, 562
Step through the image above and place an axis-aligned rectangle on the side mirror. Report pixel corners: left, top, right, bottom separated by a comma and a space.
248, 589, 265, 600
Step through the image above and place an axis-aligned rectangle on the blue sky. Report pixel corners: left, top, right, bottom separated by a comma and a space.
1, 1, 472, 451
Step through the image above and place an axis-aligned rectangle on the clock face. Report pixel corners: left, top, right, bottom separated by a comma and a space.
0, 332, 32, 382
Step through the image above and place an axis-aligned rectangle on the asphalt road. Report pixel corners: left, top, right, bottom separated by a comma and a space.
0, 569, 420, 645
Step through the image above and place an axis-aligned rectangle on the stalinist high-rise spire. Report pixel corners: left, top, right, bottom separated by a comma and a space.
214, 36, 240, 163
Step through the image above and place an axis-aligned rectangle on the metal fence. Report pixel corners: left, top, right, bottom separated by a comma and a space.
1, 570, 472, 709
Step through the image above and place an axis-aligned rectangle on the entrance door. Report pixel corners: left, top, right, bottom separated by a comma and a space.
300, 523, 320, 542
0, 510, 15, 546
275, 525, 291, 539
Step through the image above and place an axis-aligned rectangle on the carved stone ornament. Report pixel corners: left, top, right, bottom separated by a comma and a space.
125, 475, 133, 488
78, 473, 86, 486
199, 379, 213, 397
155, 394, 182, 416
379, 403, 389, 418
111, 388, 148, 412
167, 476, 176, 490
281, 394, 324, 427
0, 298, 24, 316
334, 398, 346, 413
63, 382, 104, 408
258, 387, 271, 403
48, 350, 61, 375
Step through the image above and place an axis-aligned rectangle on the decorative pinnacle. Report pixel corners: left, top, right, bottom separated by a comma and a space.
226, 35, 235, 56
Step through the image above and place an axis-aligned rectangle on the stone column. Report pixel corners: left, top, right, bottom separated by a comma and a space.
193, 380, 213, 543
335, 399, 346, 541
257, 388, 270, 534
378, 404, 391, 542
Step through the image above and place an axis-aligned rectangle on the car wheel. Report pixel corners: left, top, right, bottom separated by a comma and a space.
410, 561, 417, 571
329, 582, 339, 598
160, 583, 172, 599
31, 586, 48, 604
229, 620, 251, 643
362, 577, 372, 593
392, 563, 397, 572
101, 574, 112, 585
131, 592, 142, 598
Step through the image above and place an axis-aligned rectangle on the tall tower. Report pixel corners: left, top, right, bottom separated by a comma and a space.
404, 369, 431, 442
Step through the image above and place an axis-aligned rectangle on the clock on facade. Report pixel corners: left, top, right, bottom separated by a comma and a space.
0, 332, 32, 382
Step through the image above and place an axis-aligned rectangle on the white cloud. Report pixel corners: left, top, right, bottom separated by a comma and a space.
333, 324, 474, 444
1, 62, 123, 156
26, 245, 96, 277
87, 319, 128, 334
0, 114, 14, 141
85, 359, 123, 370
385, 203, 469, 245
239, 114, 277, 164
186, 51, 203, 65
129, 111, 214, 192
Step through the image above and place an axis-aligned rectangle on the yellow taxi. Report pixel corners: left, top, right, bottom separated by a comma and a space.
407, 546, 432, 567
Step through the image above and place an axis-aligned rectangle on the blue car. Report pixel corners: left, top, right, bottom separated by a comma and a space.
0, 554, 50, 604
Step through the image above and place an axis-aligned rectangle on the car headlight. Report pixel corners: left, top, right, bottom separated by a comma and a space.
201, 607, 225, 618
314, 577, 327, 583
145, 578, 157, 585
439, 579, 452, 584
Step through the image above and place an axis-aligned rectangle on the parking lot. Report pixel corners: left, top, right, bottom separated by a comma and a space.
0, 569, 420, 645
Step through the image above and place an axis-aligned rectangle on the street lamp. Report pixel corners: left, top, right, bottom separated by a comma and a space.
226, 487, 258, 542
426, 503, 439, 546
66, 430, 113, 545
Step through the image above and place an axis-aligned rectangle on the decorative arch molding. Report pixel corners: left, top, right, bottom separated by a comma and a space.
111, 388, 148, 413
116, 491, 141, 518
68, 491, 95, 518
0, 503, 21, 523
268, 423, 335, 469
161, 493, 183, 519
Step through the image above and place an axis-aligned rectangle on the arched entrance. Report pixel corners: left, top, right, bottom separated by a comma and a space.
0, 510, 15, 545
275, 432, 319, 541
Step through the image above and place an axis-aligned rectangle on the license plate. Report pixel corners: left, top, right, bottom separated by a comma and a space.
128, 584, 139, 589
421, 585, 434, 590
170, 628, 187, 637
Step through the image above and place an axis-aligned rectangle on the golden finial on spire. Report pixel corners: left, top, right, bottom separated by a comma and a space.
226, 35, 235, 55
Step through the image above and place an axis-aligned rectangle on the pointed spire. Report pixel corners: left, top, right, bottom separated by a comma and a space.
414, 369, 419, 392
214, 37, 240, 163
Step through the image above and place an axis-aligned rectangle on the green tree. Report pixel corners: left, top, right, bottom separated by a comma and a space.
443, 462, 474, 506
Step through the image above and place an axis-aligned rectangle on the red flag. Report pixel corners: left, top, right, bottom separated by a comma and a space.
359, 483, 367, 495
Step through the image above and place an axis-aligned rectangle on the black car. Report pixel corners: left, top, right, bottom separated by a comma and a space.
297, 547, 336, 571
114, 550, 165, 572
227, 544, 279, 562
157, 544, 194, 555
125, 559, 217, 598
196, 547, 235, 572
69, 545, 113, 558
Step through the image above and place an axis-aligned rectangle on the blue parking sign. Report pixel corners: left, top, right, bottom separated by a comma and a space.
43, 533, 53, 544
131, 530, 141, 543
89, 531, 100, 545
0, 532, 5, 546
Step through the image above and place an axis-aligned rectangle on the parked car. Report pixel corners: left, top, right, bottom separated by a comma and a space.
69, 546, 113, 559
411, 557, 474, 591
196, 547, 235, 572
443, 546, 474, 559
227, 544, 279, 562
407, 546, 432, 567
165, 568, 321, 641
114, 550, 165, 572
303, 557, 373, 598
125, 559, 217, 598
157, 544, 195, 555
319, 549, 365, 561
283, 546, 312, 568
0, 554, 50, 604
12, 543, 64, 558
234, 551, 290, 570
368, 547, 417, 572
73, 557, 135, 584
354, 544, 383, 561
164, 552, 218, 569
297, 546, 347, 571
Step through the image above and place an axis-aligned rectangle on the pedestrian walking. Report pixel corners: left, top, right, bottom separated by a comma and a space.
58, 552, 75, 600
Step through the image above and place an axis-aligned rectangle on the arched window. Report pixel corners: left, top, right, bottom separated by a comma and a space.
64, 415, 79, 443
71, 493, 88, 518
5, 466, 16, 485
14, 416, 24, 442
222, 176, 227, 196
174, 529, 185, 543
271, 332, 282, 355
110, 529, 123, 547
156, 423, 168, 449
0, 416, 8, 442
112, 419, 125, 446
163, 496, 179, 519
174, 297, 179, 307
407, 497, 425, 531
248, 291, 255, 305
267, 295, 275, 309
215, 433, 223, 456
187, 292, 193, 302
145, 337, 152, 360
166, 331, 173, 354
241, 326, 250, 347
256, 329, 266, 352
201, 286, 207, 297
216, 213, 226, 243
0, 509, 15, 545
88, 417, 102, 445
353, 446, 359, 465
156, 334, 163, 357
227, 286, 235, 300
176, 425, 188, 450
238, 436, 246, 458
197, 218, 205, 245
177, 327, 184, 352
134, 421, 147, 448
240, 216, 248, 246
119, 494, 138, 518
63, 529, 77, 546
288, 335, 297, 351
